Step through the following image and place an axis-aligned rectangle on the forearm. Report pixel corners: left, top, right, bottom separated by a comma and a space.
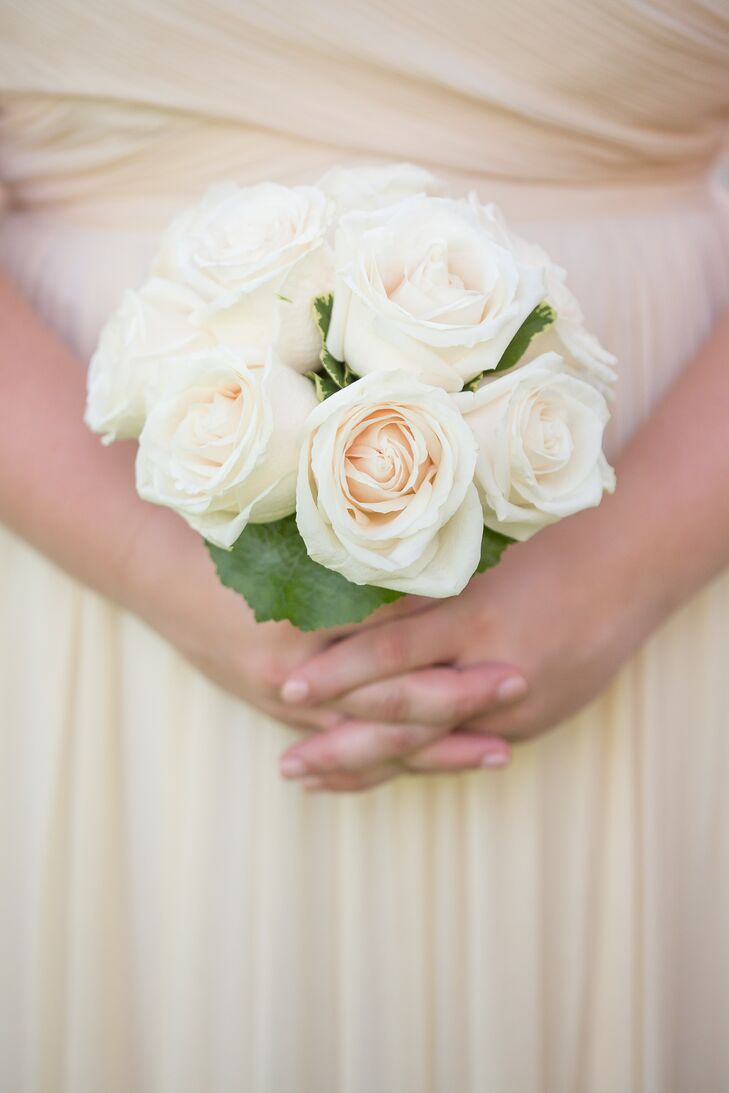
0, 277, 392, 727
0, 273, 191, 616
569, 306, 729, 638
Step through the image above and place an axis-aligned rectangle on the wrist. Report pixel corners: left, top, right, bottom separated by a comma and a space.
116, 501, 204, 630
565, 473, 677, 655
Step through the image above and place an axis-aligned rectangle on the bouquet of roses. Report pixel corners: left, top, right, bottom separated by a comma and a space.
85, 165, 616, 631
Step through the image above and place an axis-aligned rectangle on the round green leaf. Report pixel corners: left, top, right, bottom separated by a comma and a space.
207, 515, 403, 631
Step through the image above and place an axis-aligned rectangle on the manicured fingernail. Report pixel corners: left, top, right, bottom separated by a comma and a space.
280, 755, 307, 779
481, 752, 510, 769
496, 676, 527, 704
281, 679, 310, 705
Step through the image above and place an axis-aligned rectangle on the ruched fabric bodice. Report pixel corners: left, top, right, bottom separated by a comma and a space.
2, 5, 729, 1093
1, 0, 729, 225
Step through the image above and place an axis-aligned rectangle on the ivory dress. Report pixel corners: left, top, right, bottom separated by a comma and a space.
1, 3, 729, 1091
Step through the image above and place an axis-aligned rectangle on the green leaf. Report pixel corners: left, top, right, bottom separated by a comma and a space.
207, 515, 403, 632
463, 302, 556, 391
475, 526, 515, 573
310, 294, 357, 397
495, 301, 556, 373
312, 292, 334, 342
321, 346, 348, 388
304, 370, 340, 402
275, 293, 293, 304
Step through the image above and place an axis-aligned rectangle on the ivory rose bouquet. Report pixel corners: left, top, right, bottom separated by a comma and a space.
86, 165, 616, 630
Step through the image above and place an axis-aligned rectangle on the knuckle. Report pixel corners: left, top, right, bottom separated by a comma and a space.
384, 723, 422, 754
315, 734, 350, 771
374, 625, 409, 670
433, 671, 471, 723
377, 687, 410, 722
449, 685, 476, 722
255, 654, 287, 694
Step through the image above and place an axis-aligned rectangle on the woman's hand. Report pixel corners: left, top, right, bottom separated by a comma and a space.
132, 506, 339, 731
279, 305, 729, 790
276, 501, 643, 786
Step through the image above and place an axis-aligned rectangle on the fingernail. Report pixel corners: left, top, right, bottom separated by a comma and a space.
496, 676, 527, 704
281, 679, 310, 705
481, 752, 510, 769
280, 755, 308, 779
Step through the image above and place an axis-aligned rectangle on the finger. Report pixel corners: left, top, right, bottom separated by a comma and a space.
280, 718, 450, 776
280, 611, 455, 706
294, 732, 512, 792
404, 731, 511, 772
333, 665, 527, 725
462, 702, 538, 743
263, 701, 341, 734
296, 762, 400, 794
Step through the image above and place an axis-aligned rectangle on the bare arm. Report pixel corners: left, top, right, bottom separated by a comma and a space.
606, 305, 729, 632
0, 273, 173, 612
0, 272, 338, 729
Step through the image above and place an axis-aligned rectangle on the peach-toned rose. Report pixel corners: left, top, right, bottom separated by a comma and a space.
296, 370, 483, 596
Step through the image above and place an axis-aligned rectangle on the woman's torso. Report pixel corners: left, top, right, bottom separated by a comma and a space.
1, 0, 728, 222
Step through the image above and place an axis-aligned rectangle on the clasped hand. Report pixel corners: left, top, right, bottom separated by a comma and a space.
275, 510, 644, 793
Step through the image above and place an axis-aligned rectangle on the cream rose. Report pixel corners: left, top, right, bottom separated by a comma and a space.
152, 181, 335, 372
136, 346, 318, 548
318, 163, 446, 216
85, 278, 211, 443
456, 352, 615, 540
326, 193, 547, 393
296, 370, 483, 597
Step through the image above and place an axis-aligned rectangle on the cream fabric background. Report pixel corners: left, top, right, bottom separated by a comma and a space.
1, 2, 729, 1090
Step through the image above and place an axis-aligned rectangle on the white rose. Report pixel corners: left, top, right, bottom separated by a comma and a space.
456, 352, 615, 541
152, 181, 335, 372
153, 181, 330, 308
136, 346, 318, 548
85, 278, 211, 443
204, 243, 336, 373
326, 193, 547, 393
296, 370, 483, 597
318, 162, 446, 216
